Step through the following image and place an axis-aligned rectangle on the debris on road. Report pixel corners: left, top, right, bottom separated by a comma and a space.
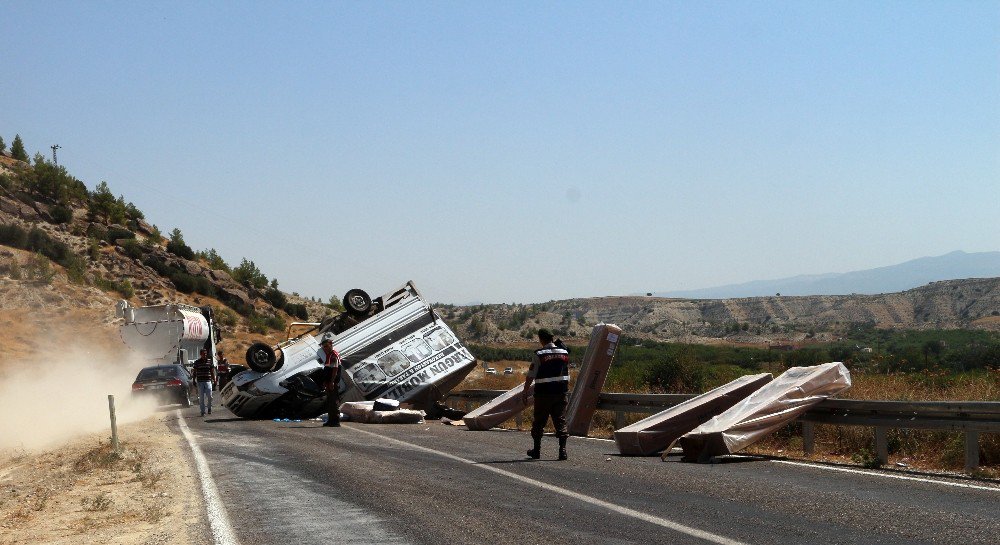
340, 401, 426, 424
613, 372, 772, 456
678, 362, 852, 462
566, 323, 622, 436
463, 382, 534, 430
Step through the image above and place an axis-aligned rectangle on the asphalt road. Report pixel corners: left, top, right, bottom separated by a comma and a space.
173, 407, 1000, 545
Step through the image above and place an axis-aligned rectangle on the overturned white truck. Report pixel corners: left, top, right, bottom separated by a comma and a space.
222, 281, 477, 419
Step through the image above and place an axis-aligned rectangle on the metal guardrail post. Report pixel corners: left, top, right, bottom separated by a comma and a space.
108, 394, 120, 454
802, 422, 815, 456
614, 411, 626, 430
875, 426, 888, 465
965, 432, 980, 471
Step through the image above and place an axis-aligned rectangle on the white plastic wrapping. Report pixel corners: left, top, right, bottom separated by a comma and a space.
463, 383, 534, 431
339, 400, 425, 424
613, 372, 772, 456
678, 362, 852, 462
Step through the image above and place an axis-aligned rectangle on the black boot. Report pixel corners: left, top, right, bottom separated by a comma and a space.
527, 437, 541, 459
558, 436, 568, 461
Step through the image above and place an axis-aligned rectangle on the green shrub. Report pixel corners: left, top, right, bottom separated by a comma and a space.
264, 288, 287, 309
106, 226, 135, 243
217, 307, 239, 327
65, 255, 88, 284
285, 303, 309, 321
166, 239, 194, 260
248, 314, 268, 334
26, 252, 55, 284
265, 314, 286, 331
94, 276, 135, 298
86, 223, 108, 242
0, 224, 28, 248
50, 204, 73, 224
121, 239, 145, 260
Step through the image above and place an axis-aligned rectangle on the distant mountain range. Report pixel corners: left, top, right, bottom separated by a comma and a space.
650, 251, 1000, 299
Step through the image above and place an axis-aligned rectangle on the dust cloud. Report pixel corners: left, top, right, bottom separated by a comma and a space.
0, 343, 162, 451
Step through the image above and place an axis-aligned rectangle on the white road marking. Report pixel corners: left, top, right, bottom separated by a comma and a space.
177, 411, 240, 545
771, 459, 1000, 492
347, 427, 748, 545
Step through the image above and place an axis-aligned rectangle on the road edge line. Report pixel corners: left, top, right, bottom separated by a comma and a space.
771, 459, 1000, 492
177, 411, 240, 545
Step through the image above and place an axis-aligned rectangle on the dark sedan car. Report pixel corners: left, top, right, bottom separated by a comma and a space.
131, 364, 195, 406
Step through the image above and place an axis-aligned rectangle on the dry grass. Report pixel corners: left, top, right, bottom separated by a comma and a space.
0, 418, 200, 544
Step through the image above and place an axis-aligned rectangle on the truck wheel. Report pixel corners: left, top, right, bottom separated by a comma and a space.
343, 289, 372, 317
246, 342, 276, 373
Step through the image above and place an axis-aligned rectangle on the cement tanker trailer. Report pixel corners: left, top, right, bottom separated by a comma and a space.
222, 281, 477, 419
115, 300, 222, 370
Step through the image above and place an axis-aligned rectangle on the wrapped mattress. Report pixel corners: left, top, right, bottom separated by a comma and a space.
339, 400, 426, 424
463, 382, 534, 431
678, 362, 852, 462
613, 372, 772, 456
566, 323, 622, 436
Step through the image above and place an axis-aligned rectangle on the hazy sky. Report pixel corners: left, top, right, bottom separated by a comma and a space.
3, 1, 997, 304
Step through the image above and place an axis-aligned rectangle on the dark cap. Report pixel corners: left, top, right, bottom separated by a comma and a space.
537, 328, 554, 343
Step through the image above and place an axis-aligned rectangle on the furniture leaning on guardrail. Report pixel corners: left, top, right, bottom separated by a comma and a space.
445, 390, 1000, 471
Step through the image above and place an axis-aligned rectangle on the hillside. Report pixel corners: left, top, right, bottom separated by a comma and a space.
442, 278, 1000, 345
652, 250, 1000, 298
0, 153, 338, 365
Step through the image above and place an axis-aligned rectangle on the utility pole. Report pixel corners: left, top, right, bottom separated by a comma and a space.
50, 144, 60, 165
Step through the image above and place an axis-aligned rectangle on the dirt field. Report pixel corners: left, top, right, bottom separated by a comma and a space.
0, 414, 204, 545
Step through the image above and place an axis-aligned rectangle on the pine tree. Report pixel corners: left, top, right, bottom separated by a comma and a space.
10, 134, 27, 161
0, 135, 6, 153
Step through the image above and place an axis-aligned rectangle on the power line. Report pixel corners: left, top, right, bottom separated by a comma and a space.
50, 144, 60, 165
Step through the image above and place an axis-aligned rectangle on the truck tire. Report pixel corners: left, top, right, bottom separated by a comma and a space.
246, 342, 276, 373
343, 289, 372, 317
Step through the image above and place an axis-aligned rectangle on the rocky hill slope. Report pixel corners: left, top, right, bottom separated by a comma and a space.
442, 278, 1000, 345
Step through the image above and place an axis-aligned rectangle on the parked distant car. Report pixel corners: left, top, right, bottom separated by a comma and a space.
131, 364, 194, 407
503, 367, 514, 375
486, 367, 498, 375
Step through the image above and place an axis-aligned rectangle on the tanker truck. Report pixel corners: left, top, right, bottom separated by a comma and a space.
115, 300, 222, 371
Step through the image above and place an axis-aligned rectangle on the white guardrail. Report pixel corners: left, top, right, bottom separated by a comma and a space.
445, 390, 1000, 471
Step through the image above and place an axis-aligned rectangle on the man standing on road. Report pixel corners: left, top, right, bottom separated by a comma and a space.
318, 336, 342, 427
522, 328, 571, 460
192, 348, 216, 417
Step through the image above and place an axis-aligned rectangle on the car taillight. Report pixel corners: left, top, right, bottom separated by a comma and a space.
166, 379, 183, 386
132, 383, 144, 390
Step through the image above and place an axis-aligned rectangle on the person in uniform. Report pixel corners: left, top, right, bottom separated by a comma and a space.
215, 350, 231, 390
318, 336, 342, 427
522, 328, 570, 460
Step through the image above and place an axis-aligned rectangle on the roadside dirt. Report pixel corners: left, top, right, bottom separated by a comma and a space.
0, 413, 204, 545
